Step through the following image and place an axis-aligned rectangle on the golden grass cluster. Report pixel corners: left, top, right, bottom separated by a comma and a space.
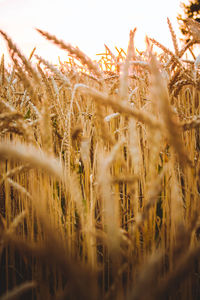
0, 19, 200, 300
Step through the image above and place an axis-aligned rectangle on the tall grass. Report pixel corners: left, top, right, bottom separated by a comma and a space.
0, 19, 200, 300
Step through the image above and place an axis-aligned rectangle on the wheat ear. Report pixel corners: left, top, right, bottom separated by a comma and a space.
0, 142, 63, 180
0, 30, 40, 83
167, 18, 179, 55
36, 28, 102, 78
76, 84, 162, 129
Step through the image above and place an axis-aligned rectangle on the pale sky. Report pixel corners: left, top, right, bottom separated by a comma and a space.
0, 0, 186, 64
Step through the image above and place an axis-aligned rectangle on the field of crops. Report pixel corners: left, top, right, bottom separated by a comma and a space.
0, 19, 200, 300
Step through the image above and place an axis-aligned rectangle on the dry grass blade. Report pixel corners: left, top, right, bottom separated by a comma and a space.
135, 168, 165, 227
6, 178, 32, 200
178, 39, 195, 58
7, 210, 27, 234
28, 47, 36, 61
0, 142, 63, 180
0, 164, 30, 183
13, 56, 39, 105
167, 17, 179, 55
149, 37, 183, 67
104, 44, 118, 65
36, 63, 55, 100
98, 140, 124, 252
76, 84, 162, 129
0, 30, 40, 83
149, 53, 192, 166
36, 28, 102, 78
0, 54, 5, 85
0, 281, 36, 300
166, 39, 196, 70
35, 54, 71, 87
120, 28, 137, 101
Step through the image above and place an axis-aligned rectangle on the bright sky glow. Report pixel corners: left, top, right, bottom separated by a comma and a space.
0, 0, 185, 64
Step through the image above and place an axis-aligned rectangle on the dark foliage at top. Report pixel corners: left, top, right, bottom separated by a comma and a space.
178, 0, 200, 41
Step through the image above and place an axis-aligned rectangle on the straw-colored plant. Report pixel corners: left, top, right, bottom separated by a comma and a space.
0, 18, 200, 300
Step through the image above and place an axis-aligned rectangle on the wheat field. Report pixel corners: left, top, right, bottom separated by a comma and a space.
0, 19, 200, 300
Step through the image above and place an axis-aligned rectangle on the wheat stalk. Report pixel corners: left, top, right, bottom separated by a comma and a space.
167, 18, 179, 55
0, 142, 63, 180
0, 282, 36, 300
36, 28, 103, 78
76, 84, 162, 129
0, 30, 40, 83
